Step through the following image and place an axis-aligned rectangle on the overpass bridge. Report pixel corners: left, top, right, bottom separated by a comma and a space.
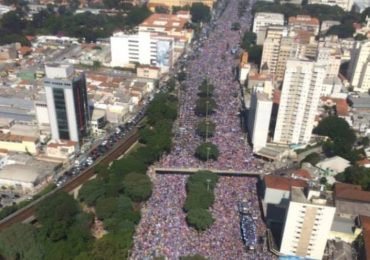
154, 167, 266, 176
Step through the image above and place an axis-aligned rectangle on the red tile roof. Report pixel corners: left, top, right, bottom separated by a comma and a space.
360, 215, 370, 260
335, 183, 370, 203
264, 175, 308, 191
292, 169, 312, 180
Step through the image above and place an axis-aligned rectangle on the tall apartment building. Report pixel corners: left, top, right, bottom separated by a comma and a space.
260, 30, 285, 75
44, 64, 90, 143
275, 37, 301, 81
110, 31, 175, 71
252, 12, 285, 34
316, 46, 342, 78
347, 40, 370, 92
248, 92, 273, 152
274, 59, 326, 144
308, 0, 353, 11
280, 187, 336, 260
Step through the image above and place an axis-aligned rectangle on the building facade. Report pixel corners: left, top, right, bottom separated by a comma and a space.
348, 40, 370, 92
44, 64, 90, 143
274, 59, 325, 144
308, 0, 353, 11
248, 92, 272, 152
280, 188, 336, 260
110, 31, 174, 72
252, 12, 285, 34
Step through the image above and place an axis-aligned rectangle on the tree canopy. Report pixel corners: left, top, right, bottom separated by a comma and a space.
190, 3, 211, 23
314, 116, 357, 160
336, 166, 370, 190
123, 172, 152, 202
186, 208, 214, 231
194, 97, 217, 116
195, 142, 220, 161
196, 119, 216, 138
0, 223, 44, 260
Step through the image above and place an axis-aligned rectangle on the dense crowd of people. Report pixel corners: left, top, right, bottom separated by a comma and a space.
132, 0, 276, 258
132, 175, 275, 259
158, 0, 263, 172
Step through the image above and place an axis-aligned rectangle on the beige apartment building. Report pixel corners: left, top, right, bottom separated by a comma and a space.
280, 187, 336, 260
274, 59, 325, 144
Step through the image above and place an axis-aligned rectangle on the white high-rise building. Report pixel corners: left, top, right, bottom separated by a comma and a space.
308, 0, 353, 11
110, 31, 174, 72
348, 40, 370, 92
248, 92, 273, 152
274, 59, 325, 144
44, 63, 90, 143
252, 12, 285, 34
280, 187, 336, 260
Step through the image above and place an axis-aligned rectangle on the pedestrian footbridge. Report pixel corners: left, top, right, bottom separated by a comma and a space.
154, 167, 265, 176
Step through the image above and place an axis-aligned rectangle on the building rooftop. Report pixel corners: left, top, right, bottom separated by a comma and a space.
255, 12, 284, 19
140, 13, 189, 30
0, 164, 44, 184
264, 175, 308, 191
288, 15, 320, 26
316, 156, 351, 173
335, 182, 370, 203
0, 132, 38, 143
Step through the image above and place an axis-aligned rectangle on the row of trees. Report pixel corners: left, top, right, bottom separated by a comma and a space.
0, 79, 179, 260
184, 171, 219, 231
194, 79, 220, 161
0, 5, 152, 45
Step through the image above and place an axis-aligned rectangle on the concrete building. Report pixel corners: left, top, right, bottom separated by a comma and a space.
308, 0, 353, 11
139, 13, 193, 43
34, 99, 50, 129
280, 187, 336, 260
247, 72, 274, 98
44, 63, 90, 143
252, 12, 285, 34
288, 15, 320, 36
316, 46, 342, 79
110, 31, 175, 72
260, 31, 284, 75
239, 52, 251, 84
274, 59, 326, 145
316, 156, 351, 182
256, 25, 287, 46
275, 36, 302, 82
0, 43, 17, 61
46, 140, 78, 160
137, 65, 161, 79
0, 133, 39, 154
347, 40, 370, 92
248, 92, 272, 152
148, 0, 214, 9
321, 20, 341, 34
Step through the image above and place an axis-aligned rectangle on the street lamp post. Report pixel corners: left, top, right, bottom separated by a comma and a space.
206, 178, 211, 192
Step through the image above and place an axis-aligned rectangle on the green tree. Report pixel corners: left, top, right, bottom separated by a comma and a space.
186, 208, 214, 231
195, 142, 219, 161
198, 79, 214, 97
36, 192, 79, 241
196, 119, 216, 138
194, 97, 217, 116
301, 152, 321, 166
0, 223, 44, 260
314, 116, 356, 159
95, 197, 118, 220
326, 22, 355, 38
190, 3, 211, 23
90, 230, 133, 260
123, 173, 152, 202
78, 178, 106, 206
